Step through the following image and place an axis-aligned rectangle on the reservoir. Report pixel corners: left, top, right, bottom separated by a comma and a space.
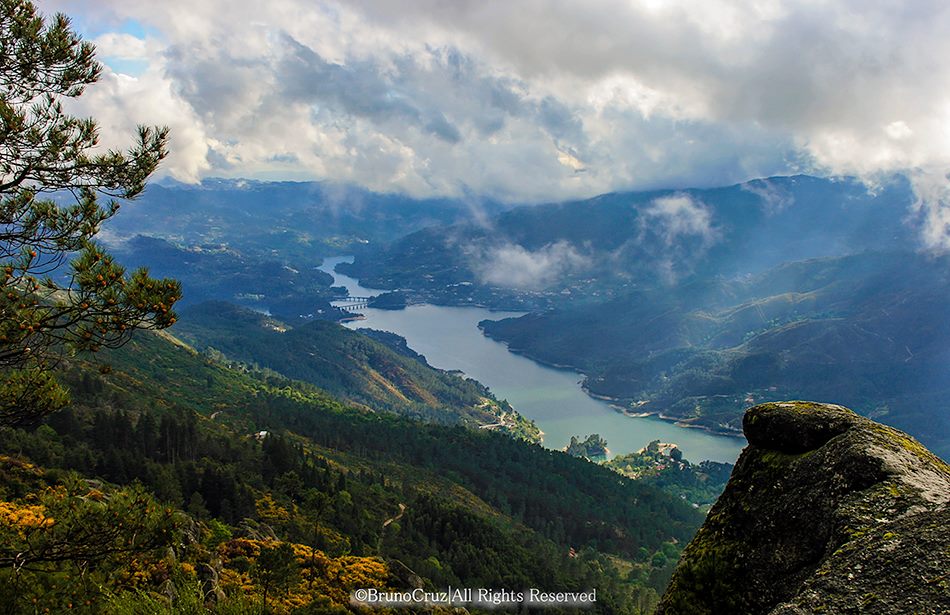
320, 256, 745, 464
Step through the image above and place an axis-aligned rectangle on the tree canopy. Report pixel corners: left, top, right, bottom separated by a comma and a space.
0, 0, 180, 425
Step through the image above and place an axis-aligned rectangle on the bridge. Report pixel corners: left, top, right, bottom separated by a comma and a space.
334, 296, 373, 312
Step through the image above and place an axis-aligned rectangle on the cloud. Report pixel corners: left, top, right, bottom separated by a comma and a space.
643, 194, 717, 247
469, 241, 590, 289
741, 178, 794, 214
64, 64, 211, 182
909, 170, 950, 252
637, 194, 719, 283
91, 32, 148, 60
40, 0, 950, 248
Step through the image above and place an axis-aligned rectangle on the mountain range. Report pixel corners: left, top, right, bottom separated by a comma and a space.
340, 175, 949, 458
10, 172, 946, 612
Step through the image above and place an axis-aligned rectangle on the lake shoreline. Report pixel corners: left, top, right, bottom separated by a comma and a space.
480, 323, 747, 442
321, 256, 746, 463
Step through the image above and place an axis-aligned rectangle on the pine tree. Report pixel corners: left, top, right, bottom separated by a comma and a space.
253, 542, 299, 609
0, 0, 180, 426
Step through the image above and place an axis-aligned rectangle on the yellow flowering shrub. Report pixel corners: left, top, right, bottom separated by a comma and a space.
217, 538, 390, 612
255, 493, 292, 523
0, 501, 54, 536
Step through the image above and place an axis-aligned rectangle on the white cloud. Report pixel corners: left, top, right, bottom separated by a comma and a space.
469, 241, 590, 289
637, 194, 719, 283
644, 194, 717, 247
909, 169, 950, 252
91, 32, 149, 60
741, 178, 793, 214
64, 63, 211, 182
39, 0, 950, 248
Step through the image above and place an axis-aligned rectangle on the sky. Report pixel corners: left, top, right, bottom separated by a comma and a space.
42, 0, 950, 249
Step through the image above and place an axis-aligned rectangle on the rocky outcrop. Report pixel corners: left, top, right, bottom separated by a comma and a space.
656, 401, 950, 615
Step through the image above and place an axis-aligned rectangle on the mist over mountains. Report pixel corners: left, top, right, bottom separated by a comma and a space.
95, 172, 950, 457
345, 175, 918, 295
109, 178, 512, 259
338, 175, 949, 457
9, 1, 950, 612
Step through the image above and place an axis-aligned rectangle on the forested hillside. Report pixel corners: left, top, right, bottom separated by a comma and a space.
483, 251, 950, 458
110, 179, 511, 261
111, 235, 346, 321
342, 175, 914, 307
0, 328, 702, 613
171, 301, 539, 439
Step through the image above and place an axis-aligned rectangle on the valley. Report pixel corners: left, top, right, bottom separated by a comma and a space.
341, 176, 950, 460
4, 170, 946, 613
3, 2, 948, 612
322, 257, 746, 463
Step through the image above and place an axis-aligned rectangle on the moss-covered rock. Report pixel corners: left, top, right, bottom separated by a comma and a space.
742, 401, 858, 453
656, 401, 950, 615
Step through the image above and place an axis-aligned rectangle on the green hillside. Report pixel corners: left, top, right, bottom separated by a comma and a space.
171, 301, 538, 440
111, 235, 346, 321
0, 327, 703, 613
482, 251, 950, 458
342, 175, 914, 308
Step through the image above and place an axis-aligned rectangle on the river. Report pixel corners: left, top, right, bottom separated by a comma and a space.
320, 256, 745, 463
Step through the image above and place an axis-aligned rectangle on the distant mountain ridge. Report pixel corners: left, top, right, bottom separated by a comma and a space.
333, 173, 948, 458
110, 178, 512, 259
104, 179, 515, 320
342, 175, 917, 306
482, 250, 950, 458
